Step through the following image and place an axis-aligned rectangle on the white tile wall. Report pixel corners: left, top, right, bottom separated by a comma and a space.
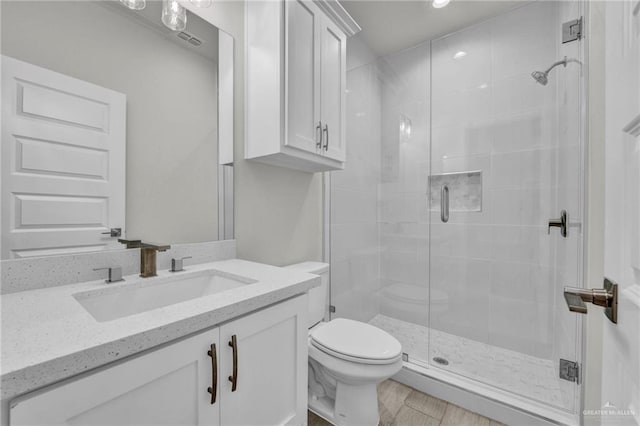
330, 61, 383, 323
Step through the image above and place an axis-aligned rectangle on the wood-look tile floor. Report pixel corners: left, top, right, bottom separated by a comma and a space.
308, 380, 505, 426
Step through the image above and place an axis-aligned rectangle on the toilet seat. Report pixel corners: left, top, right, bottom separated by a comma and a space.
310, 319, 402, 365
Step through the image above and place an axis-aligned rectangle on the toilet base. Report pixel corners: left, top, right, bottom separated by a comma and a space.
308, 382, 380, 426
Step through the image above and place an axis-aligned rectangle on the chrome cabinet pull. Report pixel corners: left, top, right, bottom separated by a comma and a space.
207, 343, 217, 404
228, 335, 238, 392
440, 185, 449, 223
323, 124, 329, 151
316, 121, 322, 149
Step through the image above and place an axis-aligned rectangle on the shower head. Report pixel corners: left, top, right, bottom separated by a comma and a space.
531, 56, 580, 86
531, 70, 549, 86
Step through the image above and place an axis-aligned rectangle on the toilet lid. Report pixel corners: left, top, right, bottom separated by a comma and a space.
310, 319, 402, 363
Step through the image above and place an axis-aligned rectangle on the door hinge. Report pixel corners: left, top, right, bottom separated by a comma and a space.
560, 359, 581, 384
329, 305, 336, 313
562, 17, 583, 44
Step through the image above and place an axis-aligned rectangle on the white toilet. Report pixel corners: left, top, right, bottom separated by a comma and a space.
286, 262, 403, 426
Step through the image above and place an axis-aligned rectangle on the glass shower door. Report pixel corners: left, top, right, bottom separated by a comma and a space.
428, 0, 584, 414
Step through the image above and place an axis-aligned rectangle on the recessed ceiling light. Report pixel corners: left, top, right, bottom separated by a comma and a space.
453, 51, 467, 59
432, 0, 450, 9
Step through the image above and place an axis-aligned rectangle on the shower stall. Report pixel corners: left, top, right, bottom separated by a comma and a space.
327, 1, 586, 424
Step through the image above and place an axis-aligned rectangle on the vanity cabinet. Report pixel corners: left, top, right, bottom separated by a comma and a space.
9, 295, 308, 426
245, 0, 359, 172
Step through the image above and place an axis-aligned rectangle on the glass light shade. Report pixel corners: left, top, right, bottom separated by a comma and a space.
432, 0, 450, 8
120, 0, 146, 10
162, 0, 187, 31
189, 0, 212, 7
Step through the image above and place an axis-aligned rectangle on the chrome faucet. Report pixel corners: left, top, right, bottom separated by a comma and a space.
170, 256, 192, 272
118, 239, 171, 278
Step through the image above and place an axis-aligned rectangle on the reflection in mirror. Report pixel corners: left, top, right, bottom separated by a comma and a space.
0, 0, 234, 259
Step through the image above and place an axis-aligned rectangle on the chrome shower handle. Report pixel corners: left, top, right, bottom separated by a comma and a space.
440, 185, 449, 223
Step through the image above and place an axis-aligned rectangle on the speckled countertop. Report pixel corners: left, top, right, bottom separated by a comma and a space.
1, 259, 319, 401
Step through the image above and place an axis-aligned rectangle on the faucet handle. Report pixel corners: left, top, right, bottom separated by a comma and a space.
93, 266, 124, 283
170, 256, 192, 273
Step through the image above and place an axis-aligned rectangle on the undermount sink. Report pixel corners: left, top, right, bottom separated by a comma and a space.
73, 269, 257, 322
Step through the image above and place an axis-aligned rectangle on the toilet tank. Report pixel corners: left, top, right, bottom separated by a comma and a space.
285, 262, 330, 328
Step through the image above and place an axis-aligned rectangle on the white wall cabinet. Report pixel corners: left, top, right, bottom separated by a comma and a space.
245, 0, 359, 173
9, 295, 308, 426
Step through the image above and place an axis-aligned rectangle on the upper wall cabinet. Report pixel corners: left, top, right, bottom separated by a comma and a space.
245, 0, 360, 173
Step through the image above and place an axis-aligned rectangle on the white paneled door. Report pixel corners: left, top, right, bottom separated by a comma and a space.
1, 56, 126, 259
601, 1, 640, 425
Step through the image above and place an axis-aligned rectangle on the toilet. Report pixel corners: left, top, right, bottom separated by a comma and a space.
286, 262, 403, 426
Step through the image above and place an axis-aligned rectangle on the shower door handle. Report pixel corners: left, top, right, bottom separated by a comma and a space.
548, 210, 568, 237
440, 185, 449, 223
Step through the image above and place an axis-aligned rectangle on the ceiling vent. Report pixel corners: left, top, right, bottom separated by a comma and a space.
177, 31, 202, 47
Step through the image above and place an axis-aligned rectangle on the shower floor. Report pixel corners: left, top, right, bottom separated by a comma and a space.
369, 315, 570, 411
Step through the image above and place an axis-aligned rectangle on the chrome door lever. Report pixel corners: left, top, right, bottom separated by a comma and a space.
563, 278, 618, 323
101, 227, 122, 238
548, 210, 568, 237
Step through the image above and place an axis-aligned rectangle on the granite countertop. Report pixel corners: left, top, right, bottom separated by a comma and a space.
1, 259, 319, 401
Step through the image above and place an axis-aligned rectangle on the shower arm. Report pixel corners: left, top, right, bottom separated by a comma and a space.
543, 57, 568, 74
543, 56, 582, 75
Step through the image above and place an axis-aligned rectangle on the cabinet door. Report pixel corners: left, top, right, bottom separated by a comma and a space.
219, 295, 308, 426
10, 330, 221, 426
320, 18, 347, 162
285, 0, 322, 154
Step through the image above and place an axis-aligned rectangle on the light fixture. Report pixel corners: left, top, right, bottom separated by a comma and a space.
189, 0, 212, 7
453, 51, 467, 60
432, 0, 450, 8
399, 114, 412, 141
120, 0, 146, 10
162, 0, 187, 31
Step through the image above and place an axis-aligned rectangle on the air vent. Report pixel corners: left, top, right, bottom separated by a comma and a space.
176, 31, 202, 47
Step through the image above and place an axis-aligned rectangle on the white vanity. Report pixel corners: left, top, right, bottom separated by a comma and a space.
2, 259, 319, 426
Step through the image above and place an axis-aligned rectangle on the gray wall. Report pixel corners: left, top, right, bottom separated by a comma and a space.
193, 1, 323, 267
1, 1, 219, 244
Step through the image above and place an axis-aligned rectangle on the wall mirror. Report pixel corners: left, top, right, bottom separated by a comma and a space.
0, 0, 234, 260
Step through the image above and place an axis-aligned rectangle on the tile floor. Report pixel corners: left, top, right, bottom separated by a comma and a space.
308, 379, 504, 426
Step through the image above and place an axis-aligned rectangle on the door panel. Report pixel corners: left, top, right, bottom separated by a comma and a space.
1, 56, 126, 258
320, 19, 346, 162
10, 330, 220, 426
285, 0, 321, 154
428, 1, 581, 414
219, 295, 307, 426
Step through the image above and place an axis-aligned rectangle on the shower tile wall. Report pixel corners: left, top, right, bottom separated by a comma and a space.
330, 57, 383, 322
430, 1, 562, 359
378, 42, 431, 328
